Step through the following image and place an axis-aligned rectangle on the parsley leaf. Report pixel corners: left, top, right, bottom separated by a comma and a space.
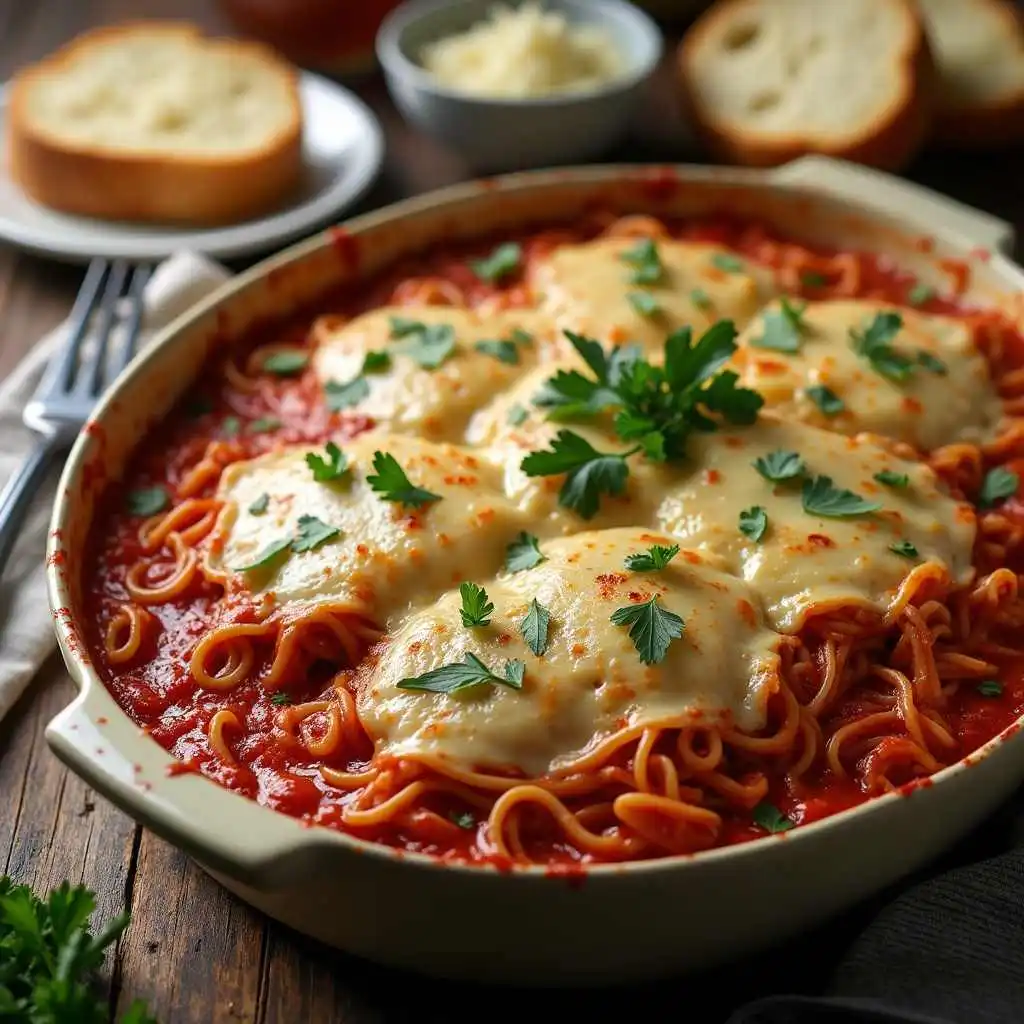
471, 242, 522, 282
126, 487, 169, 517
292, 514, 340, 552
366, 451, 442, 508
801, 271, 828, 288
627, 291, 662, 317
610, 595, 685, 665
271, 692, 293, 706
979, 467, 1019, 508
362, 350, 392, 373
805, 385, 844, 416
752, 800, 794, 833
450, 810, 476, 830
908, 282, 936, 306
250, 416, 282, 433
248, 493, 270, 515
624, 543, 680, 572
459, 582, 494, 628
874, 470, 909, 488
751, 298, 806, 353
889, 540, 919, 559
520, 598, 551, 656
388, 318, 457, 369
977, 680, 1003, 698
221, 416, 241, 438
520, 429, 635, 520
690, 287, 712, 311
262, 351, 309, 376
475, 338, 521, 364
917, 350, 948, 375
505, 532, 545, 572
619, 238, 663, 285
802, 476, 881, 518
507, 403, 529, 426
850, 312, 915, 383
233, 537, 291, 572
324, 375, 370, 411
397, 652, 525, 693
753, 450, 805, 483
712, 253, 745, 273
305, 441, 350, 482
739, 505, 768, 542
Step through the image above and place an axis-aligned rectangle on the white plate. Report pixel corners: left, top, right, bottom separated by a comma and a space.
0, 72, 384, 263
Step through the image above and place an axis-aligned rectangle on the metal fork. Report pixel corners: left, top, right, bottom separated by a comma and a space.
0, 258, 153, 575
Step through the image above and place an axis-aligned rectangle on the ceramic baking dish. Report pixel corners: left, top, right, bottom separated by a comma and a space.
45, 156, 1024, 985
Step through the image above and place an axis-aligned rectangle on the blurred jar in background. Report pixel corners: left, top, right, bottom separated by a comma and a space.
217, 0, 404, 75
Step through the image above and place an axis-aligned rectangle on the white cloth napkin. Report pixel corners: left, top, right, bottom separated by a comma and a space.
0, 252, 230, 723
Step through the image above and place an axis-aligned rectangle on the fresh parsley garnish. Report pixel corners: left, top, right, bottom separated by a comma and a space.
397, 652, 525, 693
802, 476, 881, 518
801, 271, 828, 288
471, 242, 522, 282
221, 416, 241, 438
619, 238, 663, 285
624, 543, 680, 572
248, 493, 270, 515
450, 810, 476, 830
250, 416, 282, 433
752, 800, 794, 833
388, 318, 457, 369
475, 338, 521, 364
805, 385, 844, 416
739, 505, 768, 541
908, 282, 936, 306
978, 467, 1019, 508
505, 532, 545, 572
690, 287, 712, 311
366, 451, 442, 508
627, 291, 661, 317
507, 403, 529, 426
976, 680, 1003, 698
889, 540, 919, 559
520, 598, 551, 656
324, 375, 370, 411
874, 470, 909, 488
711, 253, 745, 273
751, 298, 806, 353
753, 450, 805, 483
917, 350, 948, 375
126, 487, 169, 517
850, 312, 914, 383
292, 514, 340, 553
271, 691, 293, 706
362, 350, 392, 373
305, 441, 350, 482
233, 538, 292, 572
459, 582, 494, 628
610, 595, 684, 665
262, 351, 309, 376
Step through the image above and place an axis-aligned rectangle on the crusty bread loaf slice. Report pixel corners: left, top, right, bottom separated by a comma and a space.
7, 22, 303, 226
677, 0, 935, 171
919, 0, 1024, 146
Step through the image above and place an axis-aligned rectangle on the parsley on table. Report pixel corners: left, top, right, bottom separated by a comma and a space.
751, 298, 806, 353
271, 691, 293, 707
619, 238, 663, 285
917, 350, 948, 375
752, 800, 794, 833
874, 469, 909, 488
908, 282, 936, 306
397, 652, 525, 693
610, 595, 685, 665
890, 540, 919, 559
292, 514, 340, 552
250, 416, 282, 433
459, 582, 494, 628
624, 543, 680, 572
978, 467, 1019, 509
248, 493, 270, 516
976, 680, 1003, 697
505, 532, 545, 572
324, 375, 370, 412
850, 312, 915, 383
366, 451, 442, 508
805, 385, 844, 416
305, 441, 350, 482
0, 877, 155, 1024
627, 291, 662, 317
802, 476, 881, 518
388, 317, 456, 368
475, 338, 521, 364
471, 242, 522, 283
711, 253, 745, 273
753, 449, 805, 483
362, 350, 392, 373
126, 487, 169, 517
739, 505, 768, 542
520, 598, 551, 656
262, 351, 309, 376
507, 403, 529, 427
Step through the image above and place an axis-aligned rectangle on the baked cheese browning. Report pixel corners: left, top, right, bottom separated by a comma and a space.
357, 528, 782, 776
530, 237, 770, 352
655, 415, 976, 632
732, 299, 1001, 451
206, 433, 530, 626
311, 306, 559, 443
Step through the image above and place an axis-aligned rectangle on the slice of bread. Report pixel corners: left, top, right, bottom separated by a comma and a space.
677, 0, 935, 171
7, 22, 303, 226
919, 0, 1024, 147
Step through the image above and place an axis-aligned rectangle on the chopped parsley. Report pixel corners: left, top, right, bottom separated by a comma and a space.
271, 692, 293, 707
978, 467, 1019, 509
711, 253, 745, 273
610, 595, 685, 665
248, 493, 270, 516
976, 680, 1003, 698
475, 338, 521, 364
889, 540, 919, 559
505, 532, 545, 572
753, 449, 805, 483
739, 505, 768, 542
805, 385, 844, 416
362, 350, 392, 373
751, 298, 806, 353
233, 538, 292, 572
752, 800, 794, 833
507, 403, 529, 426
800, 271, 828, 288
690, 287, 712, 311
324, 375, 370, 411
619, 238, 663, 285
250, 416, 282, 433
366, 451, 442, 508
450, 810, 476, 830
874, 469, 909, 488
802, 476, 881, 519
126, 487, 169, 517
459, 582, 494, 628
908, 282, 936, 306
305, 441, 350, 482
388, 318, 457, 369
292, 514, 341, 553
624, 543, 680, 572
221, 416, 241, 438
470, 242, 522, 283
262, 351, 309, 376
850, 312, 914, 383
520, 598, 551, 657
627, 291, 662, 317
917, 350, 948, 375
396, 652, 525, 694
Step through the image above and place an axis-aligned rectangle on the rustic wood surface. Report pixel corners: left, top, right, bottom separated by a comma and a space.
2, 2, 1024, 1021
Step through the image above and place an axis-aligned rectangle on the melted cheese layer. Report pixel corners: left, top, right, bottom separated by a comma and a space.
358, 528, 782, 776
733, 300, 1000, 450
209, 433, 529, 625
531, 237, 769, 352
655, 416, 976, 631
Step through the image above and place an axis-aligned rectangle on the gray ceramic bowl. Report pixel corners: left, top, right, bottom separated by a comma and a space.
376, 0, 663, 172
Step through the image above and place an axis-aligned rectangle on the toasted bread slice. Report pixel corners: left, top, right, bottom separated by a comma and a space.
919, 0, 1024, 146
677, 0, 934, 170
7, 22, 303, 226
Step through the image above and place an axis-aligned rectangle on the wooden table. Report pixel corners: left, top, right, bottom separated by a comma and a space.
3, 3, 1024, 1021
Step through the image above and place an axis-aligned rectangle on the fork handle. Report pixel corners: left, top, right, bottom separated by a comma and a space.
0, 435, 66, 577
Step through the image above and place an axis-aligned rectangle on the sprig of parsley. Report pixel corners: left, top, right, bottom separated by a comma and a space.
459, 582, 494, 628
397, 652, 525, 693
232, 514, 340, 571
388, 317, 456, 369
627, 291, 661, 317
520, 598, 551, 656
850, 312, 914, 382
751, 298, 806, 353
324, 375, 370, 412
305, 441, 350, 482
610, 595, 685, 665
802, 476, 881, 519
874, 469, 909, 489
624, 543, 679, 572
805, 385, 844, 416
619, 238, 663, 285
978, 467, 1019, 509
366, 451, 442, 508
752, 800, 794, 833
889, 540, 919, 559
470, 242, 522, 283
505, 532, 545, 572
739, 505, 768, 541
126, 487, 169, 517
262, 351, 308, 376
753, 450, 805, 483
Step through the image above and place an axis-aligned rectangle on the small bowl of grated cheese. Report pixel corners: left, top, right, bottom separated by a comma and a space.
376, 0, 663, 171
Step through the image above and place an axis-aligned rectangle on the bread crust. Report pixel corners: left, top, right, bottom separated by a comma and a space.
677, 0, 936, 172
6, 22, 304, 226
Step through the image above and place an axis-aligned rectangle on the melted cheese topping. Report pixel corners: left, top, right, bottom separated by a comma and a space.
733, 300, 1000, 450
655, 416, 976, 631
531, 237, 770, 352
312, 307, 558, 443
357, 528, 782, 776
208, 433, 529, 626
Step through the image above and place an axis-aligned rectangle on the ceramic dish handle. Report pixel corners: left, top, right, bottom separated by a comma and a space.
771, 156, 1016, 255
